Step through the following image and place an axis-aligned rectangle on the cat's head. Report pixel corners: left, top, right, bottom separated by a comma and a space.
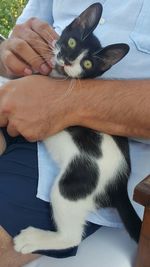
53, 3, 129, 78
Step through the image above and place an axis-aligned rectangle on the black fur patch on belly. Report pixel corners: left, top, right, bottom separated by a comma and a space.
67, 126, 102, 158
59, 155, 99, 200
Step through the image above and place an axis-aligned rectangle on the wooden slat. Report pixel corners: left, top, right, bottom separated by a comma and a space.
133, 176, 150, 207
135, 208, 150, 267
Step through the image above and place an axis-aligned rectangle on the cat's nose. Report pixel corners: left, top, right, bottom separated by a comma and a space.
64, 58, 71, 66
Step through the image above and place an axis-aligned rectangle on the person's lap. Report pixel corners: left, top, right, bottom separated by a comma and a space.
0, 129, 100, 258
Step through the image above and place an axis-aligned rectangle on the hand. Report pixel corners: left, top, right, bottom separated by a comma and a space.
0, 18, 59, 78
0, 75, 75, 141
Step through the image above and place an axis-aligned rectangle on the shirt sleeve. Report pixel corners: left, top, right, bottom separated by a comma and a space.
16, 0, 54, 25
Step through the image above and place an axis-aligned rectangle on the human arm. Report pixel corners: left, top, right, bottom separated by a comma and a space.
0, 75, 150, 141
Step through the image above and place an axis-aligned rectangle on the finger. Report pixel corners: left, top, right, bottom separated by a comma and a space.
10, 38, 51, 75
0, 114, 8, 127
7, 122, 19, 137
31, 18, 59, 43
2, 50, 32, 77
30, 19, 59, 67
16, 28, 53, 70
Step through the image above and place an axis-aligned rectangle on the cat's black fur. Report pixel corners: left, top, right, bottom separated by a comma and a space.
55, 3, 129, 78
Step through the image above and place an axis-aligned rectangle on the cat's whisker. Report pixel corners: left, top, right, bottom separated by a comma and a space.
53, 76, 69, 82
27, 52, 55, 66
26, 36, 55, 51
42, 28, 55, 40
28, 55, 43, 63
77, 77, 82, 91
63, 78, 76, 98
42, 28, 57, 45
33, 45, 53, 53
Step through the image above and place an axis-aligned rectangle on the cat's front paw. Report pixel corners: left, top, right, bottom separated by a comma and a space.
14, 227, 46, 254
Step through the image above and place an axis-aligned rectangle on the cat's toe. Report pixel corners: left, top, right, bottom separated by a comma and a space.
13, 227, 41, 254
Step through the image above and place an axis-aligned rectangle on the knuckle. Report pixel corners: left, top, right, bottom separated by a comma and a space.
1, 101, 11, 114
12, 24, 22, 36
12, 24, 24, 37
2, 50, 14, 68
14, 39, 26, 52
39, 22, 49, 32
13, 24, 22, 32
3, 50, 13, 65
28, 17, 37, 24
3, 51, 24, 74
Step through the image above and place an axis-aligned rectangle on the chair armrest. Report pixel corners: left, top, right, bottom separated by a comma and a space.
133, 175, 150, 267
133, 175, 150, 206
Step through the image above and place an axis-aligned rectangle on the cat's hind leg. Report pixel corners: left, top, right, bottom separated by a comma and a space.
107, 178, 142, 242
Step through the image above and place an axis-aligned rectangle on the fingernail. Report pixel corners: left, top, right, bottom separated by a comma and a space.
40, 64, 50, 74
24, 68, 32, 75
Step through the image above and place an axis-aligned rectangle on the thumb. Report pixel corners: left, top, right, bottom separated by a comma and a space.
7, 122, 19, 137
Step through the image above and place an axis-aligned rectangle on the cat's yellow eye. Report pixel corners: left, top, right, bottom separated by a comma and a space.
83, 60, 92, 69
68, 38, 76, 48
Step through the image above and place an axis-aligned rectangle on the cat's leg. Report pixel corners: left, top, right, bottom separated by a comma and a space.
115, 188, 141, 242
107, 177, 142, 242
14, 156, 98, 254
14, 185, 94, 253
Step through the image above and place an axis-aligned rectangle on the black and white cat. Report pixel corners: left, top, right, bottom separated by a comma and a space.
1, 3, 142, 253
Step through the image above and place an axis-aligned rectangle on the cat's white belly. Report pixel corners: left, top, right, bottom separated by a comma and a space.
44, 131, 127, 195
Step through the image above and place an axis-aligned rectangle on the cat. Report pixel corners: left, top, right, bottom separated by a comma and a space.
0, 3, 141, 254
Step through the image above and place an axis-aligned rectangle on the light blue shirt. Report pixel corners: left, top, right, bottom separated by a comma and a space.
17, 0, 150, 228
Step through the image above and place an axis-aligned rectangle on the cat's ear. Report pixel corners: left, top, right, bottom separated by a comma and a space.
96, 44, 130, 72
70, 3, 103, 40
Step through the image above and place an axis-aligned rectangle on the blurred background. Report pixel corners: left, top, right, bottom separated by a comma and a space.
0, 0, 28, 37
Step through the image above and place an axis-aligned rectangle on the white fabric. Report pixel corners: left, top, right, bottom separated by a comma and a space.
24, 227, 137, 267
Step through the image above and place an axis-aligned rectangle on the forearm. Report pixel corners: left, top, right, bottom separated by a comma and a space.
68, 79, 150, 139
0, 75, 149, 141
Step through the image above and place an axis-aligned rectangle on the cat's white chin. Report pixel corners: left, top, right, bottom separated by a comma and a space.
64, 65, 81, 78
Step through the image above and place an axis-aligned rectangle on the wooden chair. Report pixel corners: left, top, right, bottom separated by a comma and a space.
133, 175, 150, 267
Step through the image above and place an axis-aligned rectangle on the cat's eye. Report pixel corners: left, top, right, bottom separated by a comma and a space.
68, 38, 76, 48
83, 60, 93, 69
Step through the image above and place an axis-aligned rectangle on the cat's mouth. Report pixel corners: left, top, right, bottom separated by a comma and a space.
56, 58, 76, 77
56, 63, 79, 78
